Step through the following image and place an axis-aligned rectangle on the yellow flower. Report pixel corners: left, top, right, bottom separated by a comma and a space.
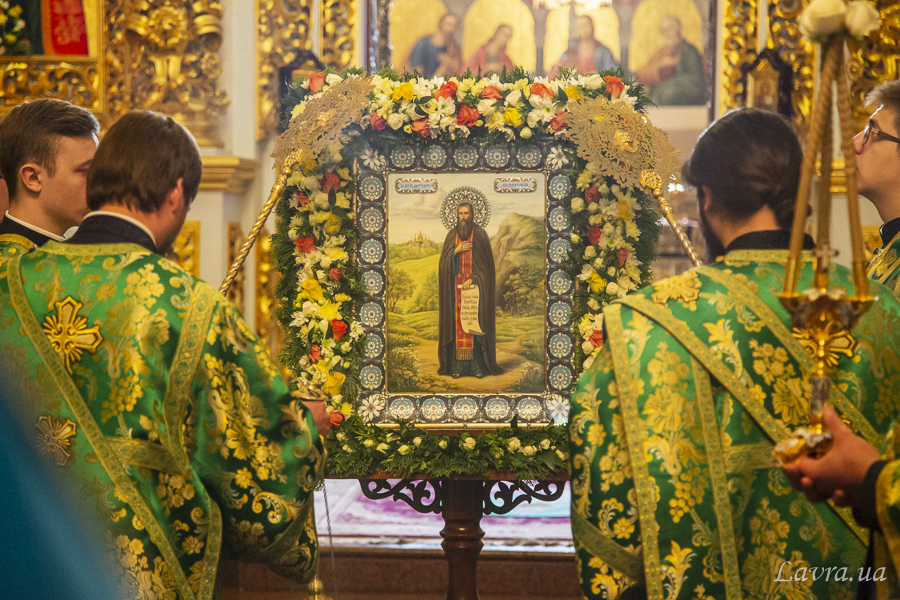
323, 213, 342, 235
323, 371, 346, 396
392, 81, 414, 102
564, 85, 581, 99
340, 402, 353, 416
502, 108, 523, 128
8, 5, 22, 18
335, 293, 351, 303
0, 14, 7, 26
486, 112, 504, 131
302, 157, 318, 171
617, 200, 631, 220
301, 278, 324, 302
286, 171, 303, 187
587, 271, 607, 294
318, 300, 340, 322
514, 78, 529, 92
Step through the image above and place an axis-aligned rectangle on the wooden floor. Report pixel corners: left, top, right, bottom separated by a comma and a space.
219, 546, 581, 600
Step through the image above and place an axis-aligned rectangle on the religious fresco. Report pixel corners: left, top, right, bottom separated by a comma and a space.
388, 0, 712, 106
386, 172, 547, 395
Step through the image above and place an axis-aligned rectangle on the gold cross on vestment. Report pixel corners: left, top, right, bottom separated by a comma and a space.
42, 297, 103, 373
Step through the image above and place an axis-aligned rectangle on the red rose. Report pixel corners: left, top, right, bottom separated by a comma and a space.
309, 344, 322, 361
411, 118, 431, 137
531, 82, 553, 99
586, 225, 602, 245
330, 410, 345, 426
584, 186, 599, 204
482, 86, 502, 99
550, 112, 568, 131
322, 173, 341, 194
603, 76, 625, 99
435, 81, 458, 100
457, 104, 479, 128
295, 236, 316, 253
618, 248, 629, 267
370, 113, 387, 131
330, 267, 343, 281
308, 72, 325, 94
589, 329, 604, 348
295, 192, 310, 207
331, 319, 348, 342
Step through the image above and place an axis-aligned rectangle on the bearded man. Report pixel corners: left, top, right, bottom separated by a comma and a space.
438, 202, 503, 379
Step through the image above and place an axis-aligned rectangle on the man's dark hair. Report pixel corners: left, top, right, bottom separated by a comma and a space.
0, 99, 99, 198
87, 111, 201, 212
682, 107, 801, 229
866, 81, 900, 156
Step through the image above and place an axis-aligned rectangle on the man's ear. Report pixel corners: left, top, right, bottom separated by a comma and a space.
18, 162, 43, 194
700, 185, 714, 215
163, 178, 185, 214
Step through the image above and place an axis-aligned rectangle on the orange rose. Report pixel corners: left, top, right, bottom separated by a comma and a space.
295, 236, 315, 254
457, 104, 479, 127
308, 72, 325, 94
550, 112, 568, 131
482, 86, 502, 99
331, 319, 348, 341
294, 192, 310, 207
586, 225, 602, 245
330, 410, 345, 426
322, 173, 341, 194
584, 186, 599, 204
531, 82, 554, 99
370, 114, 387, 131
603, 76, 625, 99
411, 118, 431, 137
309, 344, 322, 361
618, 248, 629, 267
435, 81, 458, 100
330, 267, 343, 281
589, 329, 604, 348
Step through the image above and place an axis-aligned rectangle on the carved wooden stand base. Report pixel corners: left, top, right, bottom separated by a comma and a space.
360, 477, 566, 600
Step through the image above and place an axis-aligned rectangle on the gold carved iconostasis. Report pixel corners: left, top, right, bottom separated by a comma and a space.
1, 0, 899, 334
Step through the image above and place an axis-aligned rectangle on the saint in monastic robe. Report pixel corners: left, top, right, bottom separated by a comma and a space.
437, 202, 503, 378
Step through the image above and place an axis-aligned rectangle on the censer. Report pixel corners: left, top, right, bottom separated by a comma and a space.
773, 38, 875, 464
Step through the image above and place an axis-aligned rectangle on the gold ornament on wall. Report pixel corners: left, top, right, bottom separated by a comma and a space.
109, 0, 229, 146
322, 0, 357, 70
256, 0, 314, 141
848, 2, 900, 128
255, 228, 284, 363
170, 221, 200, 278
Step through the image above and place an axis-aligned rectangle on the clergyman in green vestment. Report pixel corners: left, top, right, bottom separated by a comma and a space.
857, 82, 900, 293
783, 80, 900, 600
0, 99, 99, 261
0, 112, 330, 600
568, 108, 900, 600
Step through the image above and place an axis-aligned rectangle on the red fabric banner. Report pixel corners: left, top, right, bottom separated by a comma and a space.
41, 0, 88, 56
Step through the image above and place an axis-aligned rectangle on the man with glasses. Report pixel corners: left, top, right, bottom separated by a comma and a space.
858, 81, 900, 291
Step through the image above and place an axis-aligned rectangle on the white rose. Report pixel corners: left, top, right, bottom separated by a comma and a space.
799, 0, 847, 38
413, 437, 422, 447
540, 439, 551, 450
304, 176, 320, 191
326, 73, 342, 84
386, 113, 404, 130
477, 98, 497, 115
314, 192, 330, 210
521, 445, 536, 456
526, 110, 542, 128
507, 437, 521, 452
376, 443, 389, 452
583, 74, 603, 90
398, 444, 410, 455
463, 437, 477, 450
570, 197, 584, 212
588, 202, 600, 214
582, 339, 595, 354
520, 127, 533, 139
505, 90, 522, 105
584, 246, 597, 259
571, 233, 581, 244
606, 281, 619, 295
845, 1, 880, 38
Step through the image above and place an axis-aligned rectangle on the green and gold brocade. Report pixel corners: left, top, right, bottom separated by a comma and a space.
570, 250, 900, 600
0, 233, 35, 272
0, 241, 325, 600
868, 231, 900, 295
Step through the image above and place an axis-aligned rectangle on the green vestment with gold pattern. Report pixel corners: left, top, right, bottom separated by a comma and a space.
569, 249, 900, 600
0, 240, 325, 600
867, 231, 900, 294
0, 233, 35, 269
